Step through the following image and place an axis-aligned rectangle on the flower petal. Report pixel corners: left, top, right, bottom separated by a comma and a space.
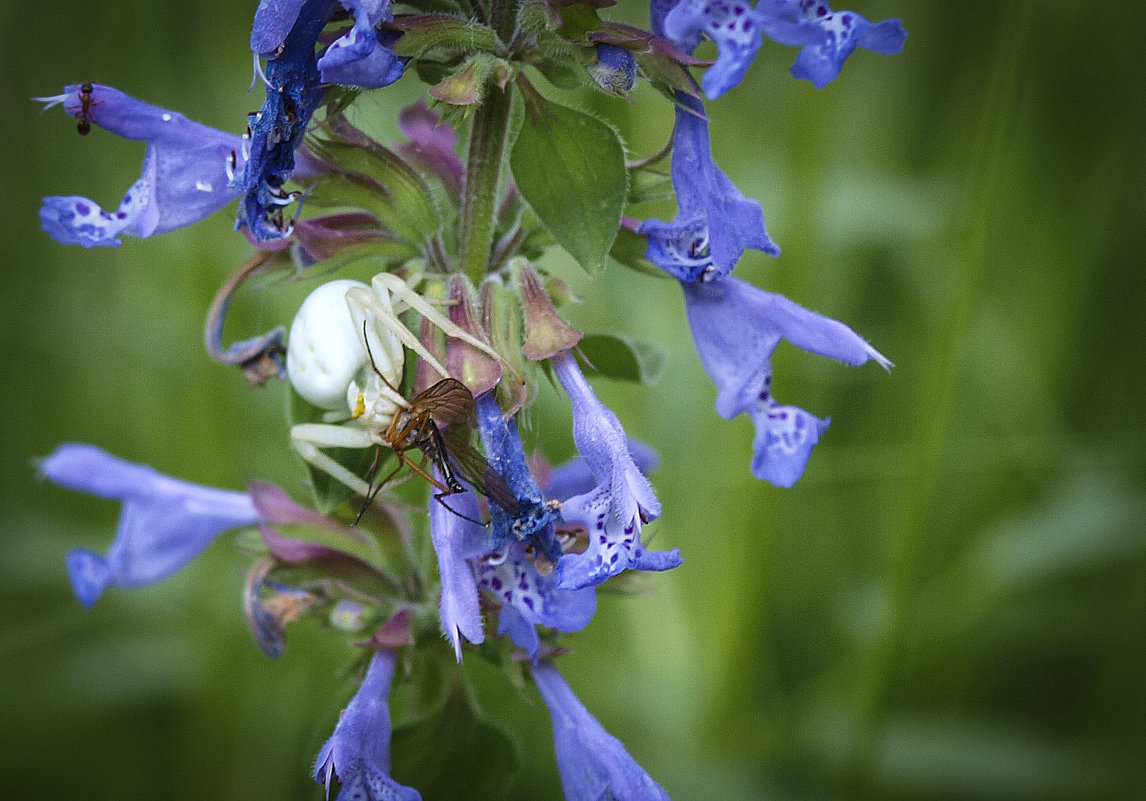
40, 443, 259, 607
429, 485, 487, 661
681, 276, 889, 485
533, 662, 671, 801
640, 92, 779, 281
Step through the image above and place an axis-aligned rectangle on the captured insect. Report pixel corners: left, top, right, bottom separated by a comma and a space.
76, 83, 95, 135
356, 353, 523, 525
286, 273, 518, 519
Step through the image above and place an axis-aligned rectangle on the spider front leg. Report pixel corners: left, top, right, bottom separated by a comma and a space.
369, 272, 517, 381
290, 422, 376, 498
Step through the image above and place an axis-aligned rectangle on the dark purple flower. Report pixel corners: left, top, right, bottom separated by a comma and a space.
36, 84, 243, 248
239, 0, 334, 241
314, 649, 421, 801
682, 276, 891, 486
551, 351, 682, 590
37, 444, 260, 608
396, 101, 464, 199
533, 662, 671, 801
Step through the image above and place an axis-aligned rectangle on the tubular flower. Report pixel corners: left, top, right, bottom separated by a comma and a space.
639, 91, 779, 282
314, 649, 421, 801
38, 443, 260, 608
239, 0, 335, 241
533, 662, 671, 801
551, 351, 682, 590
36, 84, 244, 248
681, 276, 891, 486
428, 482, 487, 661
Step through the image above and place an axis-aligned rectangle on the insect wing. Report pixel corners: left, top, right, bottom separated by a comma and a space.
439, 426, 522, 516
413, 378, 476, 427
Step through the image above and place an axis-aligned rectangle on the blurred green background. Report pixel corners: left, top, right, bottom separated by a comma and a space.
2, 1, 1145, 799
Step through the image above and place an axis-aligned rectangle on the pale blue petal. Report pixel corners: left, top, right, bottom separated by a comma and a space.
533, 662, 671, 801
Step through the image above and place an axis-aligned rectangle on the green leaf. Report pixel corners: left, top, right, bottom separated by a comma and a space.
578, 333, 667, 384
510, 79, 626, 275
391, 685, 520, 801
307, 133, 441, 244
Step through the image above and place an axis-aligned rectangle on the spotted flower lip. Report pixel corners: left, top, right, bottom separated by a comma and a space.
551, 351, 682, 590
682, 276, 891, 486
662, 0, 907, 96
37, 443, 260, 608
766, 0, 907, 89
533, 661, 671, 801
479, 541, 598, 663
313, 649, 422, 801
36, 84, 244, 248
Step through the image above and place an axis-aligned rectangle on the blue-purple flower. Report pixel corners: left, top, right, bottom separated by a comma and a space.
766, 0, 908, 89
37, 443, 260, 608
241, 0, 405, 240
428, 482, 488, 661
661, 0, 906, 95
477, 542, 597, 663
551, 351, 682, 590
639, 91, 780, 282
314, 649, 421, 801
533, 661, 671, 801
317, 0, 403, 89
662, 0, 822, 98
36, 84, 243, 248
682, 276, 891, 486
475, 392, 563, 563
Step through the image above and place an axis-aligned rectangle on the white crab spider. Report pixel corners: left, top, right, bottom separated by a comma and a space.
286, 272, 505, 499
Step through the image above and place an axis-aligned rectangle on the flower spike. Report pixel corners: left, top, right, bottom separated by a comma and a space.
38, 444, 260, 607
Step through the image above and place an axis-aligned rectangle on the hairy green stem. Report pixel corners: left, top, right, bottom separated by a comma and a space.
459, 83, 513, 282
